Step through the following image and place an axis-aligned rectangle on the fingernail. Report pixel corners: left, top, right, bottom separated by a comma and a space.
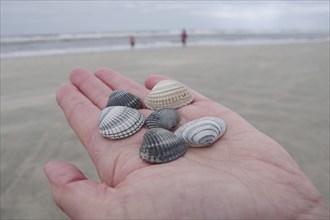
44, 160, 62, 185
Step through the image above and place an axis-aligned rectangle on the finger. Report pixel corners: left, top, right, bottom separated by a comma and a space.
70, 67, 110, 109
56, 83, 108, 161
44, 161, 117, 219
95, 67, 149, 102
56, 82, 151, 186
144, 74, 171, 90
144, 74, 210, 102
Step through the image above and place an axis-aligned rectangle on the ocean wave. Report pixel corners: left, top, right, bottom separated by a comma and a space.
1, 30, 184, 44
2, 29, 328, 44
1, 37, 329, 59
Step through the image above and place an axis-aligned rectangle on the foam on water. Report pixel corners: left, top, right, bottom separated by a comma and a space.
1, 29, 329, 58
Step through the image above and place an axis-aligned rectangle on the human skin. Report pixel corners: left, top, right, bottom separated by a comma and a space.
44, 67, 329, 219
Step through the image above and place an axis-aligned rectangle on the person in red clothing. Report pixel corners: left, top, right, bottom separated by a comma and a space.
181, 29, 188, 47
129, 36, 135, 49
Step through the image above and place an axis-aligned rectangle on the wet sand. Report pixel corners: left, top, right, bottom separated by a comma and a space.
1, 42, 329, 219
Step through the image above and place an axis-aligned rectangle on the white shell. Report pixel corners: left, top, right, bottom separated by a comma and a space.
145, 80, 193, 110
98, 106, 144, 139
174, 116, 226, 147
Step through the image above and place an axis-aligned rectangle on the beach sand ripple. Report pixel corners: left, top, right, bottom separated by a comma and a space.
1, 42, 329, 219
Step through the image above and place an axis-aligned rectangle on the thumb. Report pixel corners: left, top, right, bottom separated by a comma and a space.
44, 161, 117, 219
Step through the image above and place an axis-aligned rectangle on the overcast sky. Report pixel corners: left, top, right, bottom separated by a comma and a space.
1, 1, 329, 36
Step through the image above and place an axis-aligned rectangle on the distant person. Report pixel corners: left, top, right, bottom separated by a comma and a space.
129, 36, 135, 49
181, 29, 188, 47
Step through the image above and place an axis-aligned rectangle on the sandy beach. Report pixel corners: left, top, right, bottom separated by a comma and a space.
1, 42, 329, 219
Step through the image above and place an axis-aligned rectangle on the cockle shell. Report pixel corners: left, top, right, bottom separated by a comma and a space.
144, 80, 194, 110
106, 90, 142, 109
140, 128, 187, 163
98, 106, 144, 139
174, 116, 226, 147
145, 108, 180, 130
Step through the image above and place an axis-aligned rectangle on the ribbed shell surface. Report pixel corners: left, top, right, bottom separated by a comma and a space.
99, 106, 144, 139
174, 116, 226, 147
146, 108, 180, 130
106, 90, 142, 109
144, 80, 193, 110
140, 128, 187, 163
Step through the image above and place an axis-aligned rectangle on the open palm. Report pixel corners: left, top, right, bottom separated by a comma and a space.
45, 68, 328, 219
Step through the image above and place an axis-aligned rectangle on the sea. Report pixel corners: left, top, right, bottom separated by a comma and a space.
1, 29, 329, 59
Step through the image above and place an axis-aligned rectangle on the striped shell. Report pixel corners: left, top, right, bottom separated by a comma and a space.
174, 116, 226, 147
140, 128, 187, 164
98, 106, 144, 139
146, 108, 180, 130
144, 80, 193, 110
106, 90, 142, 109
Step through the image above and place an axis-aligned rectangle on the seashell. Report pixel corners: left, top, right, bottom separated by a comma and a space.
106, 90, 142, 109
98, 106, 144, 139
145, 80, 193, 110
146, 108, 180, 130
174, 116, 226, 147
140, 128, 187, 164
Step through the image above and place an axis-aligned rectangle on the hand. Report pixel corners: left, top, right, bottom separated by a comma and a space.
45, 68, 329, 219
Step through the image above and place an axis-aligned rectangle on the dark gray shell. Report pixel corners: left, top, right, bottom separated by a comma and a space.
145, 108, 180, 130
99, 106, 144, 139
174, 116, 226, 147
106, 90, 142, 109
140, 128, 187, 164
